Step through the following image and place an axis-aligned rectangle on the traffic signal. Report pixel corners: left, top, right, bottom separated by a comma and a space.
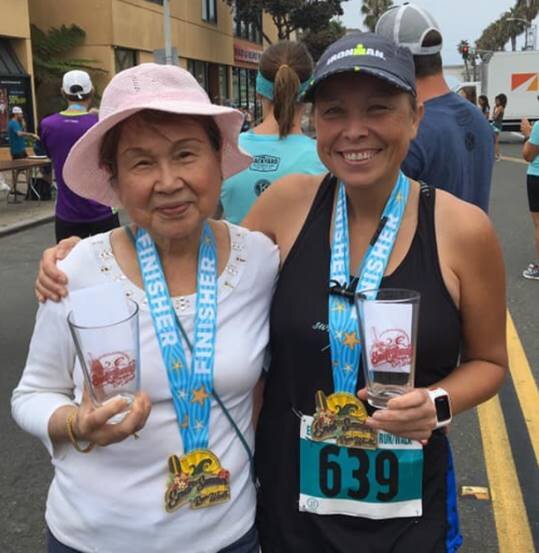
462, 45, 469, 60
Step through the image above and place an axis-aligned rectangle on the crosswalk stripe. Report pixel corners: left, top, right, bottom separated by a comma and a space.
506, 312, 539, 464
478, 395, 535, 552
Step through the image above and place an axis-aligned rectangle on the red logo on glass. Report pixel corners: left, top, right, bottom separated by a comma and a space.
369, 328, 412, 370
90, 352, 136, 389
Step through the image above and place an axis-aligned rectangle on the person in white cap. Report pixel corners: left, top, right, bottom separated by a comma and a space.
8, 106, 39, 196
39, 70, 120, 242
375, 3, 495, 212
8, 106, 38, 158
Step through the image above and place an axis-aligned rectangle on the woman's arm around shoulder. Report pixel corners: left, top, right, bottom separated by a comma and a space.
435, 191, 508, 415
242, 172, 327, 264
35, 236, 82, 302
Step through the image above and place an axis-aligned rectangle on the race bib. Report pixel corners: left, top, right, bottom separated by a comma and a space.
299, 416, 423, 519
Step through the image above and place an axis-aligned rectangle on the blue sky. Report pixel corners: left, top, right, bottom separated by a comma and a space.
340, 0, 537, 65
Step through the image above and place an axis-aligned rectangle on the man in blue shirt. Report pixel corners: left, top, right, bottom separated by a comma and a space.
376, 4, 494, 212
8, 106, 37, 159
8, 106, 39, 197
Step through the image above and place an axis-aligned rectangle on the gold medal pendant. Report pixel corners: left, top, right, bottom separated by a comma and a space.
164, 449, 231, 512
311, 390, 377, 449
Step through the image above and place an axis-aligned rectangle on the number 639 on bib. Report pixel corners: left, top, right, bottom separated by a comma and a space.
299, 416, 424, 519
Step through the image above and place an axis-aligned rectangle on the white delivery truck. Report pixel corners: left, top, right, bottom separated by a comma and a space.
453, 50, 539, 131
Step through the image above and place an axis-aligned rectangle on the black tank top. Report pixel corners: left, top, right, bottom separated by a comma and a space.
256, 175, 461, 553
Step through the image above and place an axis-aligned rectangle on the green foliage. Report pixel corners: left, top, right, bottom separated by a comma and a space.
224, 0, 348, 42
476, 0, 539, 54
301, 20, 346, 61
31, 24, 106, 89
361, 0, 394, 33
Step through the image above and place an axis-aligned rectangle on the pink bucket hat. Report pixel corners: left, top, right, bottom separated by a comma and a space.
63, 63, 252, 208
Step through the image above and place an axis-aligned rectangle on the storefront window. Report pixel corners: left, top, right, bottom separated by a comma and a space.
232, 68, 239, 108
218, 66, 229, 105
0, 39, 35, 142
248, 70, 257, 116
239, 68, 248, 109
232, 67, 261, 122
115, 48, 138, 73
187, 59, 209, 92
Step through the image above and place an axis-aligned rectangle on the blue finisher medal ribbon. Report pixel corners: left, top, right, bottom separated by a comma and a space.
301, 172, 424, 520
329, 172, 409, 393
136, 223, 230, 512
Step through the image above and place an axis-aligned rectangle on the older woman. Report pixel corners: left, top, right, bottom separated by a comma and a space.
33, 34, 507, 553
12, 64, 278, 553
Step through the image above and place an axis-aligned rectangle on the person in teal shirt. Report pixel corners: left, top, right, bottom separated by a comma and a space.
520, 110, 539, 279
8, 106, 39, 196
221, 41, 326, 224
8, 106, 37, 158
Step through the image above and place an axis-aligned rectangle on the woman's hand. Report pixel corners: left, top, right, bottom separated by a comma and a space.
71, 388, 152, 447
358, 388, 437, 442
520, 118, 532, 138
35, 236, 80, 302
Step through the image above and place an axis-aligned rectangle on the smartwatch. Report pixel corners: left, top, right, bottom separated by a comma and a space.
428, 388, 452, 429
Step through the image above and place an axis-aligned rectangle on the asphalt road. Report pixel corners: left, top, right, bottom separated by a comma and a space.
0, 139, 537, 552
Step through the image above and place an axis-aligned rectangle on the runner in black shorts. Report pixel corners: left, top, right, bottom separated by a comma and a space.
520, 112, 539, 280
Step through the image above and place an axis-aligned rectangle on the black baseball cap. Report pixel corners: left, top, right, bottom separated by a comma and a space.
300, 32, 416, 102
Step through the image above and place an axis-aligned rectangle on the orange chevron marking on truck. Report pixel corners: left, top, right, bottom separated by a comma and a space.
511, 72, 539, 91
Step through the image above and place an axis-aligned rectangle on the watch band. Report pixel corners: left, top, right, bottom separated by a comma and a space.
428, 388, 452, 429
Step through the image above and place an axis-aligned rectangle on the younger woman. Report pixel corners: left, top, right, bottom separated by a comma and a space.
478, 94, 490, 120
492, 93, 507, 160
220, 41, 326, 224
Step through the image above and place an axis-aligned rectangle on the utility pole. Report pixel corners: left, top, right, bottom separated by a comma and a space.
163, 0, 173, 65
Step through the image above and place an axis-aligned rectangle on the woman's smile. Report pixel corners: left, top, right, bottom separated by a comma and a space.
154, 201, 192, 218
339, 148, 382, 164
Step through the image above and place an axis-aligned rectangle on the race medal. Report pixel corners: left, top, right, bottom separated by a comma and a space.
136, 224, 231, 513
311, 390, 376, 449
165, 450, 231, 512
300, 415, 423, 519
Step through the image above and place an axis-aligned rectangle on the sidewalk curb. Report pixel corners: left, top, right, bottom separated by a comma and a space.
0, 214, 54, 238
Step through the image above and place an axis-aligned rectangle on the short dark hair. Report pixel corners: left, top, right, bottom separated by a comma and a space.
99, 110, 222, 179
64, 91, 93, 102
412, 30, 443, 78
495, 93, 507, 107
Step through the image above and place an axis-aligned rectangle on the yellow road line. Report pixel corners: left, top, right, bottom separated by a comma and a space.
500, 155, 527, 165
506, 312, 539, 464
478, 396, 535, 552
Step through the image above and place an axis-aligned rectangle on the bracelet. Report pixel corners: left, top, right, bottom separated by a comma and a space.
66, 411, 95, 453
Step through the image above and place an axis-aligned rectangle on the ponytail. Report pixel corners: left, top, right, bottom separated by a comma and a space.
258, 41, 314, 139
273, 64, 300, 139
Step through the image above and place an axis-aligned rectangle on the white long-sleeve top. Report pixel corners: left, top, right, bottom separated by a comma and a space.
12, 222, 279, 553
